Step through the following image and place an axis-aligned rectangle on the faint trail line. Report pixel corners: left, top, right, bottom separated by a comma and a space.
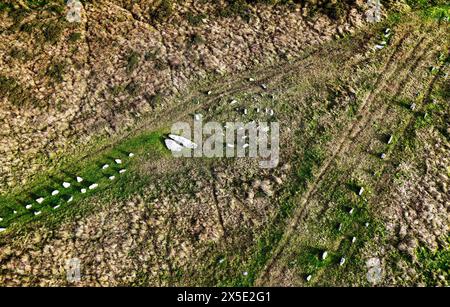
210, 167, 228, 242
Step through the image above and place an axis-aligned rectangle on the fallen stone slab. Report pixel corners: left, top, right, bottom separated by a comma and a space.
168, 134, 198, 149
165, 139, 184, 152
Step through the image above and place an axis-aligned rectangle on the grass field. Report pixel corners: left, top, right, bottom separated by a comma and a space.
0, 3, 449, 286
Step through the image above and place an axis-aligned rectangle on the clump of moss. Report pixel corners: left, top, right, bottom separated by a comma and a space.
68, 32, 82, 43
144, 93, 164, 109
219, 0, 253, 21
41, 21, 65, 44
126, 51, 140, 74
125, 81, 140, 96
47, 61, 66, 83
9, 47, 32, 61
188, 33, 205, 47
185, 11, 206, 26
154, 58, 168, 71
0, 75, 38, 107
109, 84, 125, 96
323, 1, 349, 21
150, 0, 174, 23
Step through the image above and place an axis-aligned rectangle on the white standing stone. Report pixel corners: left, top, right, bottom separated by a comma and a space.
34, 211, 42, 216
102, 164, 109, 170
249, 78, 255, 82
26, 205, 32, 210
194, 114, 202, 121
340, 257, 346, 266
306, 275, 312, 282
387, 135, 394, 144
165, 139, 184, 152
77, 176, 83, 183
261, 84, 267, 90
53, 205, 60, 210
67, 196, 74, 203
230, 99, 237, 105
119, 169, 126, 174
36, 197, 45, 204
13, 211, 17, 214
0, 228, 6, 232
352, 237, 357, 244
243, 271, 248, 276
0, 217, 3, 222
349, 208, 355, 215
358, 187, 364, 196
63, 182, 71, 188
109, 175, 116, 181
322, 251, 328, 260
52, 190, 60, 196
128, 152, 135, 158
227, 144, 235, 148
380, 153, 387, 159
81, 188, 87, 194
115, 159, 122, 164
243, 144, 249, 148
89, 183, 98, 190
410, 103, 416, 110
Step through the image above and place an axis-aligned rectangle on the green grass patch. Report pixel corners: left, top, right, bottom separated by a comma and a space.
0, 130, 168, 234
416, 236, 450, 286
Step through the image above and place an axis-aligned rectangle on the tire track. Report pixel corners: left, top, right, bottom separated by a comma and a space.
257, 29, 434, 284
